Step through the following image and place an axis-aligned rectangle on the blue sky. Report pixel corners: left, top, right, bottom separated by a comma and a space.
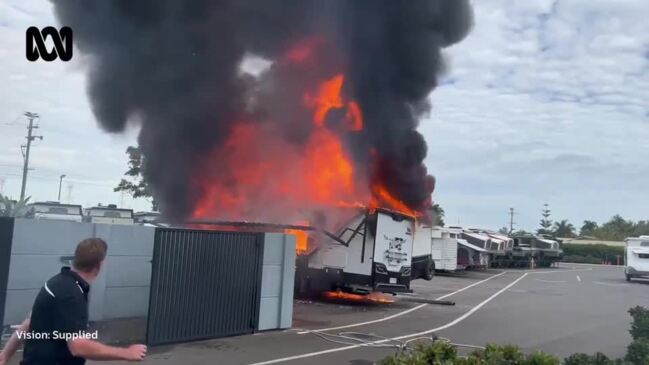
1, 0, 648, 231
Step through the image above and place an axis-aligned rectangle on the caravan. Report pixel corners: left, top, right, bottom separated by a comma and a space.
299, 208, 415, 294
412, 223, 435, 280
624, 236, 649, 281
431, 227, 460, 272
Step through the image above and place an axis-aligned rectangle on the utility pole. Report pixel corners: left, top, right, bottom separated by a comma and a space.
509, 207, 516, 233
58, 174, 66, 201
19, 112, 43, 201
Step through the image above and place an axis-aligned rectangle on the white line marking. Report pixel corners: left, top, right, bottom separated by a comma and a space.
297, 271, 507, 335
251, 273, 527, 365
534, 279, 567, 283
593, 281, 629, 287
561, 262, 622, 268
529, 268, 593, 275
576, 275, 581, 282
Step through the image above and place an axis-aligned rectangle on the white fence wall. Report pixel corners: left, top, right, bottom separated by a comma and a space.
3, 219, 154, 325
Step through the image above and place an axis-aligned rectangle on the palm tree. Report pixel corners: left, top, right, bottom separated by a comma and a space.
0, 194, 31, 217
553, 219, 576, 238
579, 220, 598, 237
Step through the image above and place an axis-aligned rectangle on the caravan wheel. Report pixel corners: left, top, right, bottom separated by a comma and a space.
626, 273, 632, 282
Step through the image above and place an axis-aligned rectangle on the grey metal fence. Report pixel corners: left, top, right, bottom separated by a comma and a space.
0, 218, 14, 328
146, 228, 265, 345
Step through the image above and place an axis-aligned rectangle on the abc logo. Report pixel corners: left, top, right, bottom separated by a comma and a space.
26, 26, 73, 62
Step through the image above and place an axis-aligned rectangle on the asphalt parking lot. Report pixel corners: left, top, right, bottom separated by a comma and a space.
81, 264, 649, 364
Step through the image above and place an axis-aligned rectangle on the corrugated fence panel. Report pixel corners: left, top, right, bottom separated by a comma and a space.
0, 218, 14, 327
146, 228, 264, 345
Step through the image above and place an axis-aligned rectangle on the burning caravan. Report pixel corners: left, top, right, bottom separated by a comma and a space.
298, 208, 415, 295
624, 236, 649, 281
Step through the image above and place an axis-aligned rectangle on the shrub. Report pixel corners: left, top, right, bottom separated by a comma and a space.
628, 306, 649, 341
625, 338, 649, 365
562, 244, 624, 265
380, 306, 648, 365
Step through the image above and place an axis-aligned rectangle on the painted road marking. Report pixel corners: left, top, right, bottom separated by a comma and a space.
593, 281, 629, 287
577, 275, 581, 282
250, 273, 528, 365
534, 279, 567, 283
297, 271, 507, 335
530, 268, 593, 275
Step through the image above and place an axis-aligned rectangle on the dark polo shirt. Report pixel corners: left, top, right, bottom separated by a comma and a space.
22, 267, 90, 365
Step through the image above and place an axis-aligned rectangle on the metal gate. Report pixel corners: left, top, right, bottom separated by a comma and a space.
146, 228, 265, 345
0, 218, 15, 327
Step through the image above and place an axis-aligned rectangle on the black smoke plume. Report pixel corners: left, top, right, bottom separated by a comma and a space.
52, 0, 473, 220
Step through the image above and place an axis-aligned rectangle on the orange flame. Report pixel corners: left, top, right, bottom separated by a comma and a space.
304, 74, 364, 132
370, 184, 419, 218
323, 290, 395, 304
286, 221, 310, 255
193, 38, 425, 254
345, 101, 364, 131
305, 74, 345, 127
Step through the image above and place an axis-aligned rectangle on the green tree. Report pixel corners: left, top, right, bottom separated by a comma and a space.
537, 203, 553, 235
594, 215, 635, 241
498, 227, 510, 235
553, 219, 576, 237
114, 146, 159, 211
580, 220, 599, 237
0, 194, 31, 217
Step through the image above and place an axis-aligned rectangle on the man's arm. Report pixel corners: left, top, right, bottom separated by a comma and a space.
0, 315, 31, 365
67, 339, 146, 361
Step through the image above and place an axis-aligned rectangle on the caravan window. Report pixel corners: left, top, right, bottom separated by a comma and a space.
641, 242, 649, 247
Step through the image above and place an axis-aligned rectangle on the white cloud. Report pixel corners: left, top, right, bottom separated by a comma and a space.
423, 0, 649, 230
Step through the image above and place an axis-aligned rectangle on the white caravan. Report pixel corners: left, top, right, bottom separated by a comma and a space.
412, 223, 435, 280
430, 227, 460, 272
28, 201, 83, 222
624, 236, 649, 281
301, 208, 415, 294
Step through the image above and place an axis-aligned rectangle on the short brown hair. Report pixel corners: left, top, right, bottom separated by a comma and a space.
73, 238, 108, 272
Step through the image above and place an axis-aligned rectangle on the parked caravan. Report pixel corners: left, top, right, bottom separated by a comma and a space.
457, 239, 490, 269
27, 201, 83, 222
624, 236, 649, 281
85, 205, 134, 225
431, 227, 460, 272
510, 235, 563, 267
412, 223, 435, 280
485, 232, 514, 267
299, 208, 415, 295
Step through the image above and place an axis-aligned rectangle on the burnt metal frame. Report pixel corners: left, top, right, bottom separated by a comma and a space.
186, 220, 349, 247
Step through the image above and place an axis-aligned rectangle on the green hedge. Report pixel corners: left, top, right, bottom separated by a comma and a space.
562, 244, 624, 265
379, 307, 649, 365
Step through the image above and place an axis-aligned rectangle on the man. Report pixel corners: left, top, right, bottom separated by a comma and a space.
0, 238, 147, 364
